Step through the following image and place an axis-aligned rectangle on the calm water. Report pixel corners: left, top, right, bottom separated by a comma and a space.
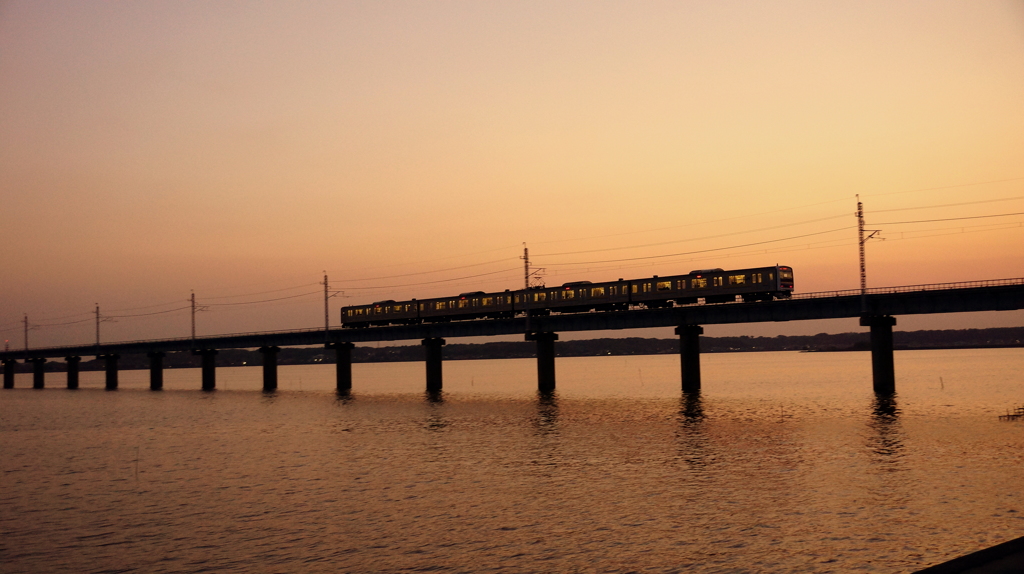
2, 349, 1023, 573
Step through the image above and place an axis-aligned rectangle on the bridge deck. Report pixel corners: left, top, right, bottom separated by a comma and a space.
3, 280, 1023, 360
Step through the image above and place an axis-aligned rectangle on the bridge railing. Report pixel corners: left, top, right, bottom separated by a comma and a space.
791, 277, 1024, 301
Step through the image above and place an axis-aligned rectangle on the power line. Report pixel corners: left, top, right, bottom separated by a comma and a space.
205, 291, 322, 307
108, 305, 193, 319
530, 196, 855, 247
535, 213, 849, 257
201, 282, 321, 301
542, 226, 856, 267
870, 196, 1023, 214
336, 267, 522, 290
870, 212, 1024, 225
340, 257, 521, 282
865, 176, 1024, 197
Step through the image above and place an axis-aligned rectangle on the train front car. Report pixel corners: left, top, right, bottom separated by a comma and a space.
775, 265, 794, 297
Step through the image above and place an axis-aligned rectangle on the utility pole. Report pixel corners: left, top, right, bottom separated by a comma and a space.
521, 244, 531, 334
857, 195, 880, 314
191, 291, 196, 341
23, 314, 28, 352
95, 304, 101, 346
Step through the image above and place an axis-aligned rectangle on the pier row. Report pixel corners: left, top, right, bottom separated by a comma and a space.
3, 279, 1023, 394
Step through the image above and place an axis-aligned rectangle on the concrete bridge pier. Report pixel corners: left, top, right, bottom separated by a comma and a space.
2, 359, 15, 389
194, 349, 218, 391
29, 358, 46, 389
676, 325, 703, 393
100, 354, 119, 390
65, 356, 81, 389
327, 342, 354, 393
258, 346, 280, 392
422, 338, 445, 392
147, 352, 165, 390
527, 332, 558, 393
860, 315, 897, 393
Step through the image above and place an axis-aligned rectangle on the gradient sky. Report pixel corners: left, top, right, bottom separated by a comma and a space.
2, 0, 1023, 348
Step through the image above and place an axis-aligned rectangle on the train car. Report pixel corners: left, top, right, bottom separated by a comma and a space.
341, 265, 794, 328
418, 290, 515, 323
341, 299, 418, 327
628, 265, 792, 306
513, 279, 631, 315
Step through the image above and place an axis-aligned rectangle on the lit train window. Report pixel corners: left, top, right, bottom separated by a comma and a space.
482, 297, 493, 306
591, 287, 605, 297
729, 275, 746, 285
656, 281, 672, 291
677, 280, 685, 289
563, 290, 575, 300
691, 278, 707, 289
769, 273, 774, 280
436, 302, 447, 310
753, 273, 762, 283
713, 277, 723, 287
419, 304, 424, 311
781, 271, 793, 280
632, 285, 638, 294
458, 299, 469, 308
533, 293, 547, 302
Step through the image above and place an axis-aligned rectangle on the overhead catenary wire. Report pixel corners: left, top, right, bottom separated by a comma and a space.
541, 226, 856, 267
336, 267, 523, 290
869, 211, 1024, 226
535, 213, 849, 257
870, 196, 1023, 214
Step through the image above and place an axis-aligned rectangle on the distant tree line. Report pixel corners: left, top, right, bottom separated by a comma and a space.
16, 327, 1024, 372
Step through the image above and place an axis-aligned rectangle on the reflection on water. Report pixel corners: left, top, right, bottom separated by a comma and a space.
675, 392, 712, 472
533, 390, 559, 437
424, 389, 444, 404
867, 392, 905, 470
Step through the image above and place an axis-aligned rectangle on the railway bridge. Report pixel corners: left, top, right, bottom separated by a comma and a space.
3, 278, 1023, 395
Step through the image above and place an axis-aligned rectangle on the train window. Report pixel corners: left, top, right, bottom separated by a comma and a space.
753, 273, 762, 283
780, 271, 793, 280
691, 278, 707, 289
374, 307, 382, 314
656, 281, 672, 291
356, 309, 364, 315
769, 273, 774, 280
514, 294, 520, 303
458, 299, 469, 308
532, 293, 546, 302
677, 280, 685, 289
563, 290, 575, 300
419, 304, 424, 311
482, 297, 493, 306
435, 302, 447, 310
590, 287, 605, 297
729, 275, 746, 285
631, 285, 638, 294
713, 277, 724, 287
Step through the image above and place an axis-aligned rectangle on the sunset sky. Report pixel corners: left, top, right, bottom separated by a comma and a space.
2, 0, 1023, 348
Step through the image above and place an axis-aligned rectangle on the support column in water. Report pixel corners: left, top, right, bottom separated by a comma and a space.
327, 342, 354, 393
258, 346, 280, 392
422, 338, 446, 393
675, 325, 703, 393
29, 358, 46, 389
2, 359, 16, 389
860, 315, 897, 394
101, 354, 120, 390
147, 352, 165, 391
527, 332, 558, 393
65, 356, 81, 389
194, 349, 218, 391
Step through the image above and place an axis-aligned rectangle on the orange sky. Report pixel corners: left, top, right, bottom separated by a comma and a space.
2, 1, 1023, 348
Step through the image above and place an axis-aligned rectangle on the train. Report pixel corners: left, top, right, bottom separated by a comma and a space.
340, 265, 793, 328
